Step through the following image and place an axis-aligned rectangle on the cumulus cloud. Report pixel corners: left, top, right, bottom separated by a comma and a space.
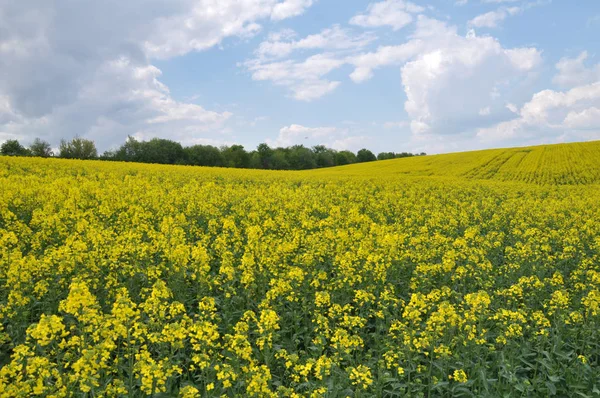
477, 82, 600, 142
1, 57, 232, 149
255, 25, 376, 59
0, 0, 315, 149
246, 15, 542, 141
244, 25, 375, 100
268, 124, 367, 150
244, 53, 345, 101
271, 0, 316, 21
398, 17, 541, 135
468, 7, 522, 28
348, 41, 423, 83
143, 0, 317, 58
350, 0, 425, 31
553, 51, 600, 88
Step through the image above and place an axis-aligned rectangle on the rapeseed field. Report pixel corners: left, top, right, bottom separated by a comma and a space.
1, 141, 600, 397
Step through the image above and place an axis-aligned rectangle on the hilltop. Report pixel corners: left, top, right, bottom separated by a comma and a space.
313, 140, 600, 185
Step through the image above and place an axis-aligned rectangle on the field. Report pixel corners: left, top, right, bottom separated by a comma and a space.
1, 141, 600, 397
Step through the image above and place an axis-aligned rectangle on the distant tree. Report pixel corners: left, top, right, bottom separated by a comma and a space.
100, 150, 117, 160
287, 145, 316, 170
59, 137, 98, 159
256, 143, 274, 169
334, 150, 357, 165
143, 138, 186, 164
1, 139, 30, 156
184, 144, 224, 167
248, 151, 262, 169
313, 145, 335, 168
270, 149, 290, 170
221, 145, 250, 168
29, 138, 53, 157
83, 135, 387, 170
108, 137, 186, 164
377, 152, 396, 160
109, 136, 143, 162
419, 152, 426, 156
357, 148, 376, 163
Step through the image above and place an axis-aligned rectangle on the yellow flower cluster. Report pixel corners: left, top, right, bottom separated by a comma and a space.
1, 146, 599, 396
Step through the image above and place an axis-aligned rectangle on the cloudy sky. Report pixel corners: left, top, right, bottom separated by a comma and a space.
1, 0, 599, 154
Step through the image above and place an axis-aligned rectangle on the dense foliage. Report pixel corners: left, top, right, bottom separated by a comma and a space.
59, 137, 98, 160
102, 137, 424, 170
0, 136, 424, 171
1, 141, 599, 397
0, 140, 31, 157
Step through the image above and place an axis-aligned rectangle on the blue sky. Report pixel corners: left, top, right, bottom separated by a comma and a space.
1, 0, 599, 154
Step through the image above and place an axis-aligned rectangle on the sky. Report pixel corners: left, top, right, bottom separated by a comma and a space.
1, 0, 599, 155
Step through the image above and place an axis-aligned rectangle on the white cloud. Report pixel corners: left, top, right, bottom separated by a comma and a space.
468, 6, 521, 28
268, 124, 337, 146
399, 17, 541, 135
479, 106, 491, 115
383, 121, 409, 129
331, 135, 369, 150
292, 80, 342, 101
247, 15, 542, 141
269, 124, 367, 150
506, 103, 518, 113
477, 82, 600, 141
1, 57, 232, 149
350, 0, 425, 31
145, 0, 316, 59
255, 25, 375, 59
0, 0, 316, 149
563, 107, 600, 129
245, 25, 375, 100
348, 41, 423, 83
244, 53, 345, 101
271, 0, 315, 21
553, 51, 600, 88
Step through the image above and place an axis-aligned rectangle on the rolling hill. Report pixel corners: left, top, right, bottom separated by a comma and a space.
314, 140, 600, 185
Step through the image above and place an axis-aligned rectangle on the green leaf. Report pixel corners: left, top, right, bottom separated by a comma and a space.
545, 381, 557, 395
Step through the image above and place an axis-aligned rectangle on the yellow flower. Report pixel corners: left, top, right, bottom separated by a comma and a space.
348, 365, 373, 390
180, 385, 200, 398
449, 369, 468, 383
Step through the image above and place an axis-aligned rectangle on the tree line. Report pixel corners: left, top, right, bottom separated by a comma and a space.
0, 136, 426, 170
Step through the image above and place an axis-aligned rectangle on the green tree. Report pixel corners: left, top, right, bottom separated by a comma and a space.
357, 148, 376, 163
29, 138, 53, 157
1, 139, 31, 156
221, 145, 250, 168
59, 137, 98, 159
270, 149, 290, 170
313, 145, 335, 168
142, 138, 186, 164
184, 145, 224, 167
287, 145, 316, 170
377, 152, 396, 160
109, 136, 143, 162
256, 143, 274, 169
334, 150, 357, 165
108, 137, 186, 164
